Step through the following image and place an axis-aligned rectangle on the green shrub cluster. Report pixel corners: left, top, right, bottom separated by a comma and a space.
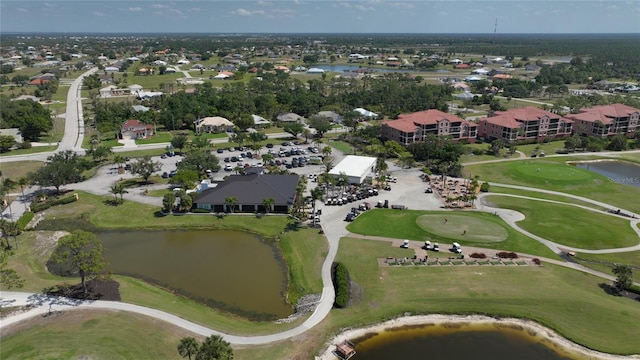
332, 262, 350, 308
480, 182, 490, 192
31, 195, 77, 213
16, 211, 34, 230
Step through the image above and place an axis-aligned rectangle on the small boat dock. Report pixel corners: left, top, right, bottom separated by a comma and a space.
334, 340, 356, 359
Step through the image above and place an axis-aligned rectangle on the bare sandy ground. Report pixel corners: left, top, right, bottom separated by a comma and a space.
316, 314, 640, 360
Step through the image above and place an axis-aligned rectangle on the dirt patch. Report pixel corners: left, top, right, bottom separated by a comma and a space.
34, 231, 68, 257
44, 279, 121, 302
347, 280, 363, 307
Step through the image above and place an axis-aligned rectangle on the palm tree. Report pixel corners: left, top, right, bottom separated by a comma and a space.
224, 196, 238, 213
310, 187, 324, 226
177, 337, 199, 360
1, 178, 17, 220
322, 146, 332, 160
262, 197, 275, 214
0, 219, 20, 249
17, 177, 30, 212
109, 182, 127, 204
113, 154, 125, 173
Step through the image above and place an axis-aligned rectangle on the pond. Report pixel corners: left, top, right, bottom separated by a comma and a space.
313, 64, 417, 73
574, 160, 640, 188
98, 230, 293, 320
353, 322, 583, 360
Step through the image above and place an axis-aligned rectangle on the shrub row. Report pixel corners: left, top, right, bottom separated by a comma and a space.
497, 251, 519, 259
31, 195, 77, 213
469, 252, 487, 259
16, 211, 34, 230
332, 262, 350, 308
191, 208, 211, 213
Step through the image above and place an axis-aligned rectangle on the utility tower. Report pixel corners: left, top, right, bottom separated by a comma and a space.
493, 18, 498, 43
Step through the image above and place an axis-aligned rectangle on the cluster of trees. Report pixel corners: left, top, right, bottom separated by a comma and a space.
141, 73, 451, 132
52, 230, 106, 295
0, 96, 53, 141
177, 335, 233, 360
407, 135, 466, 177
30, 151, 92, 193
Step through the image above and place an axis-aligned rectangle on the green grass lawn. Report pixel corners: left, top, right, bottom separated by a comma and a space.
0, 161, 44, 180
36, 191, 291, 237
416, 214, 508, 242
484, 195, 640, 249
135, 131, 172, 145
569, 250, 640, 277
465, 156, 640, 213
490, 185, 609, 211
1, 145, 57, 156
328, 140, 353, 154
324, 237, 640, 356
0, 310, 195, 360
347, 209, 558, 258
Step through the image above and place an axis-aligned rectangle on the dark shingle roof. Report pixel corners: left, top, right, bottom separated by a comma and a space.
195, 174, 299, 206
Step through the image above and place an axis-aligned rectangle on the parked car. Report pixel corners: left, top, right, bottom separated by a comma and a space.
266, 143, 274, 148
217, 148, 224, 154
161, 172, 169, 178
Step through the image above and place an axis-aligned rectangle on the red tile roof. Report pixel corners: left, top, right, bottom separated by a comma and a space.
479, 115, 521, 129
579, 103, 640, 118
494, 106, 572, 123
382, 109, 476, 132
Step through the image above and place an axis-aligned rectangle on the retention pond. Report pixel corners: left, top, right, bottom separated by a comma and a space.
98, 229, 293, 320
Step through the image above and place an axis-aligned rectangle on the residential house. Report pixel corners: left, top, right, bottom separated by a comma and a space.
120, 119, 154, 139
194, 174, 300, 213
565, 103, 639, 137
381, 109, 477, 145
194, 116, 234, 134
454, 63, 470, 70
252, 114, 271, 128
354, 108, 378, 120
477, 107, 573, 143
100, 85, 129, 98
0, 128, 24, 145
276, 112, 306, 123
316, 111, 344, 124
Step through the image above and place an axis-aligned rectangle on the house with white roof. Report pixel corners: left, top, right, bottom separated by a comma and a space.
194, 116, 235, 134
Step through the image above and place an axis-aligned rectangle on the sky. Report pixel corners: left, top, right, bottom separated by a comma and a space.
1, 0, 639, 34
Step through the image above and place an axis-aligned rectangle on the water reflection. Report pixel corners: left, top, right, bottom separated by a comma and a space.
98, 230, 293, 320
354, 323, 580, 360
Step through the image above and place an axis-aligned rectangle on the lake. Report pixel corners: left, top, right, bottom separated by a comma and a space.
98, 229, 293, 320
353, 322, 582, 360
574, 160, 640, 188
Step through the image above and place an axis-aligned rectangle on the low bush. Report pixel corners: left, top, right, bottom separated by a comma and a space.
480, 182, 490, 192
332, 262, 350, 308
469, 252, 487, 259
16, 211, 34, 230
31, 195, 78, 213
191, 208, 211, 213
532, 258, 541, 265
20, 141, 32, 149
497, 251, 518, 259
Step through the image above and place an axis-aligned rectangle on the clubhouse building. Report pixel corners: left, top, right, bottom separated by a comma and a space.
194, 174, 299, 213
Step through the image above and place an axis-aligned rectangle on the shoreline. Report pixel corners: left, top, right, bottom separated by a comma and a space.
316, 314, 640, 360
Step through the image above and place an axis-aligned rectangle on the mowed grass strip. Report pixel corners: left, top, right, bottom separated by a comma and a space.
465, 156, 640, 213
39, 191, 290, 238
330, 237, 640, 355
0, 310, 194, 360
347, 209, 558, 258
485, 195, 640, 249
491, 185, 609, 211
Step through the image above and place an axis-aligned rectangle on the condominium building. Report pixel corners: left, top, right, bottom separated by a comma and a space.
381, 109, 477, 145
477, 107, 573, 143
565, 103, 639, 137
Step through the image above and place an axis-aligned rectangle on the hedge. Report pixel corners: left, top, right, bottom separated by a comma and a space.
16, 211, 34, 230
31, 195, 78, 213
332, 262, 350, 308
